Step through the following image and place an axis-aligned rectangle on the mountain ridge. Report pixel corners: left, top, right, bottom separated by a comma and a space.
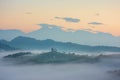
0, 36, 120, 52
0, 24, 120, 47
0, 42, 16, 51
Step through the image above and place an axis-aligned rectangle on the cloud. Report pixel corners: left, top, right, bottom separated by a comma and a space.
55, 17, 80, 23
96, 13, 100, 16
54, 17, 61, 19
63, 17, 80, 23
38, 23, 63, 29
25, 12, 32, 14
88, 22, 103, 25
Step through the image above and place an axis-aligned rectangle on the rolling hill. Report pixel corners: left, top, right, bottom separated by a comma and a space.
0, 36, 120, 52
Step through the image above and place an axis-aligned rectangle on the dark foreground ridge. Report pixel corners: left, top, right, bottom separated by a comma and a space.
3, 48, 100, 64
4, 52, 32, 58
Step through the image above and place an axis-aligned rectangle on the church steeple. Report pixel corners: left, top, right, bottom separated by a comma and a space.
51, 48, 57, 52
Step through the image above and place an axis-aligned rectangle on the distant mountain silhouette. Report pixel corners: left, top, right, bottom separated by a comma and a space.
0, 24, 120, 47
28, 24, 120, 47
0, 42, 16, 51
1, 36, 120, 52
0, 29, 25, 41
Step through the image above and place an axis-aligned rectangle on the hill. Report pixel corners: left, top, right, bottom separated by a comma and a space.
0, 24, 120, 47
0, 36, 120, 52
0, 42, 16, 51
3, 49, 100, 64
0, 29, 24, 41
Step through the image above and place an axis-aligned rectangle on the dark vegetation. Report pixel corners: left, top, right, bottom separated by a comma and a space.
4, 52, 31, 58
3, 48, 100, 64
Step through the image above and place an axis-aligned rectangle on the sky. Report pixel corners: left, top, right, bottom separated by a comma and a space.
0, 0, 120, 36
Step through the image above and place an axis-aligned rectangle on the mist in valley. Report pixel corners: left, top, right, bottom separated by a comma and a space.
0, 51, 120, 80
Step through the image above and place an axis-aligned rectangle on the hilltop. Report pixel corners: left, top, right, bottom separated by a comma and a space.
0, 36, 120, 52
3, 48, 100, 64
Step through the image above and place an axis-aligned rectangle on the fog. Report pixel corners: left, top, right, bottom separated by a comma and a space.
0, 51, 120, 80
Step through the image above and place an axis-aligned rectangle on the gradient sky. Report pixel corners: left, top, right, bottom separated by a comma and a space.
0, 0, 120, 36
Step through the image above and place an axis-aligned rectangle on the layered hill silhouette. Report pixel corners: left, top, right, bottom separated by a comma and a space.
0, 42, 16, 51
0, 24, 120, 47
0, 29, 24, 41
0, 36, 120, 52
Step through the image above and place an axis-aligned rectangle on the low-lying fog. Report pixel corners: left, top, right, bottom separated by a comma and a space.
0, 51, 120, 80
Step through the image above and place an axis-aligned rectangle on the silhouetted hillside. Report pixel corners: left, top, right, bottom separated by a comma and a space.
1, 24, 120, 47
3, 49, 100, 64
0, 42, 16, 51
1, 36, 120, 52
4, 52, 32, 58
